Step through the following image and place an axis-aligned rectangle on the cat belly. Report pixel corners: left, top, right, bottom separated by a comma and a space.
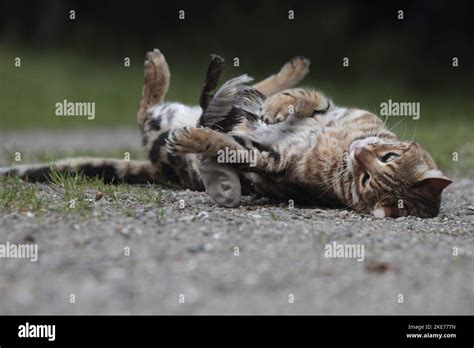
148, 102, 202, 129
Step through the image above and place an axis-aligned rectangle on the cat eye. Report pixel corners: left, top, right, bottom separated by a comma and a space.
361, 172, 370, 186
380, 152, 399, 163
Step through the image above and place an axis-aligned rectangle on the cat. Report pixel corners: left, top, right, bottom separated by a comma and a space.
1, 49, 451, 218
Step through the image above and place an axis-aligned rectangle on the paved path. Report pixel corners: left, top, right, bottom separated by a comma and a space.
0, 129, 473, 314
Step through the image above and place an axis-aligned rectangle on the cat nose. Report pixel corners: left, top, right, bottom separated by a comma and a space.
354, 146, 370, 166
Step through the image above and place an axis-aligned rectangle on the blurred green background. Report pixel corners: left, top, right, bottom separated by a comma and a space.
0, 0, 472, 174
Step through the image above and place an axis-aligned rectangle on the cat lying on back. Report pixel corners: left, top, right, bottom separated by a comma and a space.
1, 49, 452, 218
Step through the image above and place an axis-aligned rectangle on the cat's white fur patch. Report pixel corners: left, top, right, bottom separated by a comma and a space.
423, 169, 444, 178
149, 103, 202, 128
372, 207, 386, 218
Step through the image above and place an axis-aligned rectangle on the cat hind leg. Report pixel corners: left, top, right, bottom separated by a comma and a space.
252, 56, 310, 97
137, 49, 171, 129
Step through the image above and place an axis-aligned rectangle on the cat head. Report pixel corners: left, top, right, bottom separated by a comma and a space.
348, 138, 452, 218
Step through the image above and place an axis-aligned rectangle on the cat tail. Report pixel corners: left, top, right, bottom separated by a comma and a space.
0, 158, 162, 184
198, 55, 265, 133
195, 55, 254, 208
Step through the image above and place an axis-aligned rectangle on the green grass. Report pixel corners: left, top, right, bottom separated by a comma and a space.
0, 44, 472, 176
0, 44, 205, 129
0, 176, 43, 213
0, 168, 169, 218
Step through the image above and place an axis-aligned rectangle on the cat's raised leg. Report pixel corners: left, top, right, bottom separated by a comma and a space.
262, 88, 332, 124
137, 49, 171, 129
167, 127, 243, 157
166, 127, 286, 174
252, 57, 310, 97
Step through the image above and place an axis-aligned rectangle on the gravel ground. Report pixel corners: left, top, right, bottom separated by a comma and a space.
0, 130, 473, 314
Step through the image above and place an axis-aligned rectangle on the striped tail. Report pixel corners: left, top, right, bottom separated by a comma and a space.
0, 158, 161, 184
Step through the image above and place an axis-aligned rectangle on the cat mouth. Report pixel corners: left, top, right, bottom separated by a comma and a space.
347, 149, 357, 174
348, 141, 363, 171
349, 139, 363, 153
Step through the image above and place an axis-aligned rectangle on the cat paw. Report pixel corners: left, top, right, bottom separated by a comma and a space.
166, 127, 209, 155
144, 49, 163, 77
276, 56, 310, 87
144, 49, 170, 88
261, 93, 297, 124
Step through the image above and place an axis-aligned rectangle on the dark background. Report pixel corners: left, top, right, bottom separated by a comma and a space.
1, 0, 472, 87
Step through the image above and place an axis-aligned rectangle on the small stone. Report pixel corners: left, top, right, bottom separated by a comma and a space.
187, 244, 205, 253
95, 191, 104, 201
197, 211, 209, 220
120, 226, 132, 237
365, 260, 396, 273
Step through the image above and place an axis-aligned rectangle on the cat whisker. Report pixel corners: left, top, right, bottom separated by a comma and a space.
319, 167, 351, 197
399, 121, 408, 142
386, 117, 407, 134
409, 120, 418, 143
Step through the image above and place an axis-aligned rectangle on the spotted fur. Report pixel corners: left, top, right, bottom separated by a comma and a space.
1, 49, 451, 218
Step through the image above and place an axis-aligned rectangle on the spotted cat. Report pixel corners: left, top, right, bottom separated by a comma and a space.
1, 49, 451, 217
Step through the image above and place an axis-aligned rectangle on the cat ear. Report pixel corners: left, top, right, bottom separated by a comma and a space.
414, 170, 452, 196
372, 205, 400, 218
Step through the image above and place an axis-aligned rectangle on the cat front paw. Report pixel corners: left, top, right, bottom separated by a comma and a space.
261, 93, 297, 124
166, 127, 210, 155
166, 127, 192, 155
